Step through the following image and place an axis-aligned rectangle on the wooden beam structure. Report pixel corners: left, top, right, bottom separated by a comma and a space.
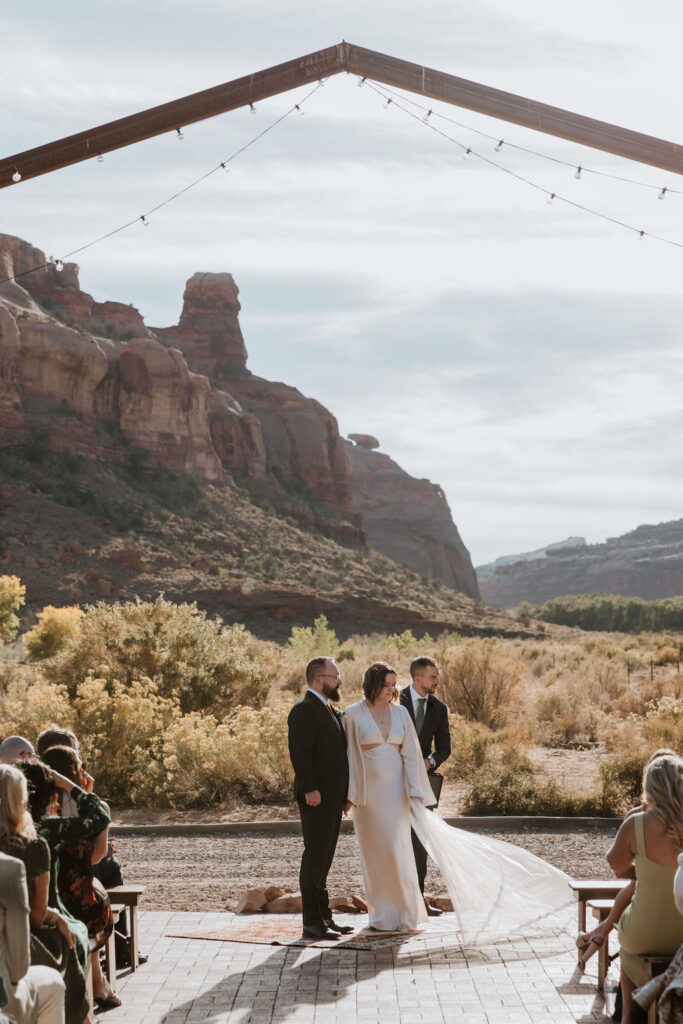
2, 40, 682, 191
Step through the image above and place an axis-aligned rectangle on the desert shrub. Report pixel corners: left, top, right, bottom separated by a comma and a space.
463, 762, 615, 816
0, 664, 71, 739
24, 605, 83, 661
287, 614, 338, 658
337, 647, 356, 662
598, 750, 647, 813
0, 575, 25, 644
438, 639, 521, 728
41, 597, 277, 714
160, 700, 293, 807
442, 717, 493, 779
534, 685, 602, 745
71, 676, 179, 804
642, 696, 683, 751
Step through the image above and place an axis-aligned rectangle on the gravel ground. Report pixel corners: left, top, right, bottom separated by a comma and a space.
115, 825, 618, 912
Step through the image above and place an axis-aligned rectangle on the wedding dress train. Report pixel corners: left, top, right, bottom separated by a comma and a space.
344, 700, 572, 944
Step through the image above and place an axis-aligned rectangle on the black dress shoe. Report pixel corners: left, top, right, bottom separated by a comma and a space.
302, 925, 342, 940
424, 899, 443, 918
325, 920, 354, 935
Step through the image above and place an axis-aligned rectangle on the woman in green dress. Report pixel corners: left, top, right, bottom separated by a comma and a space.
0, 762, 90, 1024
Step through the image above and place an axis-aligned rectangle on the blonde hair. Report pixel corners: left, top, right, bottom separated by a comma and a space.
643, 755, 683, 850
0, 764, 36, 845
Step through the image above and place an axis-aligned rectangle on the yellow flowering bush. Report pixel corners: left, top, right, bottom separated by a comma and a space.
24, 605, 83, 661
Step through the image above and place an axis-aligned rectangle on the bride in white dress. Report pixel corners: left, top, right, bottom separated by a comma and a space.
344, 662, 572, 941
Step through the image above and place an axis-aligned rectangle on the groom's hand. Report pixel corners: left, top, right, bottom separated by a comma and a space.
305, 789, 321, 806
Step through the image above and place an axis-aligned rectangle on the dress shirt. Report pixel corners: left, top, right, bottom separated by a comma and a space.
409, 684, 435, 767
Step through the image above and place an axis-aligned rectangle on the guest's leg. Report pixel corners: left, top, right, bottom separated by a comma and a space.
28, 966, 66, 1024
411, 828, 428, 895
620, 966, 643, 1024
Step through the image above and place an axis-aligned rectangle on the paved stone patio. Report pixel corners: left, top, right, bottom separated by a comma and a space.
102, 909, 613, 1023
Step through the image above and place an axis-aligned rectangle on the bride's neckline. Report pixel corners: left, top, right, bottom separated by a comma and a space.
363, 699, 393, 740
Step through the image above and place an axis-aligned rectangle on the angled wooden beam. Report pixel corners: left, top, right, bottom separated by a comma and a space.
0, 44, 346, 188
344, 43, 683, 177
2, 40, 682, 191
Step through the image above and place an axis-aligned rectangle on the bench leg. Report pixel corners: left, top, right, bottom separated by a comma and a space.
129, 904, 139, 971
577, 901, 587, 963
597, 936, 608, 991
103, 927, 117, 986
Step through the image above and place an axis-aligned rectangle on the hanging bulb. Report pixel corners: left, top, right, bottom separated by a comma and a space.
357, 77, 366, 88
249, 103, 256, 115
96, 152, 104, 163
658, 187, 667, 200
295, 104, 304, 116
495, 140, 504, 152
11, 168, 21, 183
176, 128, 184, 140
318, 77, 327, 87
462, 148, 471, 160
220, 162, 229, 174
140, 215, 149, 227
384, 98, 392, 110
547, 193, 556, 205
423, 109, 433, 123
575, 166, 582, 179
638, 230, 645, 240
55, 259, 64, 272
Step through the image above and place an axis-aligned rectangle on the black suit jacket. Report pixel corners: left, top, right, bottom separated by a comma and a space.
288, 691, 349, 804
400, 686, 451, 769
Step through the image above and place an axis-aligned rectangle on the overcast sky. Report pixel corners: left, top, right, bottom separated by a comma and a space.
3, 1, 683, 565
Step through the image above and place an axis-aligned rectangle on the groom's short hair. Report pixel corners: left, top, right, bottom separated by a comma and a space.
410, 656, 438, 679
305, 657, 329, 685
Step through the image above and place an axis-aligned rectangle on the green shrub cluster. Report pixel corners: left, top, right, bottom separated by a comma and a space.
521, 593, 683, 634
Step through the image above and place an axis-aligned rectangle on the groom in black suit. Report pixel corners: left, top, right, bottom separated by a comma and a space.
400, 655, 451, 915
288, 656, 351, 940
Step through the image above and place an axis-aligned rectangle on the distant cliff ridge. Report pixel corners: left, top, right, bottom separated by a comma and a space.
478, 522, 683, 607
476, 537, 586, 582
0, 232, 479, 600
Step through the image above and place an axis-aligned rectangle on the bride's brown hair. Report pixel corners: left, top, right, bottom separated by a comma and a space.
362, 662, 398, 704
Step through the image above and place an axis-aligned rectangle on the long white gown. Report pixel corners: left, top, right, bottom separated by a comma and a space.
344, 699, 573, 943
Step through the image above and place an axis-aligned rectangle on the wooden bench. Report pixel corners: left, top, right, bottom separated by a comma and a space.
587, 898, 619, 990
641, 955, 673, 1024
106, 884, 145, 972
102, 904, 124, 987
569, 878, 624, 961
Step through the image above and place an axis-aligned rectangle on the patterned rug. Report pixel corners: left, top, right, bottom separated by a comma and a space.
168, 915, 463, 950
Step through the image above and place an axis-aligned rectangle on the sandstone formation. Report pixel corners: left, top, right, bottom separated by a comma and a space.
0, 231, 478, 596
479, 521, 683, 607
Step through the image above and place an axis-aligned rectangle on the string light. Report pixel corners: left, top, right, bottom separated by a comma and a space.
495, 140, 504, 152
639, 230, 645, 240
362, 77, 683, 201
220, 162, 229, 173
575, 166, 582, 180
0, 82, 324, 288
295, 104, 304, 116
423, 109, 433, 123
547, 193, 556, 205
11, 168, 21, 183
357, 77, 366, 88
319, 77, 327, 87
176, 128, 184, 140
140, 215, 149, 227
249, 103, 256, 115
659, 188, 667, 200
362, 78, 683, 252
384, 98, 392, 110
96, 153, 104, 163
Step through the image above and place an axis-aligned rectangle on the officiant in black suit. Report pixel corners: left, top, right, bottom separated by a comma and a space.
288, 656, 351, 940
400, 655, 451, 916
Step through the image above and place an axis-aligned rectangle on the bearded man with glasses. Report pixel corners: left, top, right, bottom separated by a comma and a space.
287, 657, 351, 940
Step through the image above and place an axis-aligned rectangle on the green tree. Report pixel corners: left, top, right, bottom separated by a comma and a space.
287, 614, 338, 658
0, 576, 25, 645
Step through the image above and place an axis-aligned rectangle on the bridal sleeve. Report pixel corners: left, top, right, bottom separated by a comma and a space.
398, 705, 437, 807
343, 707, 366, 807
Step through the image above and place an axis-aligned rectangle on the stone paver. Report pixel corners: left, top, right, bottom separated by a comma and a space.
102, 908, 611, 1023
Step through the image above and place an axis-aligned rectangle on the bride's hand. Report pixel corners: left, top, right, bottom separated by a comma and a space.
343, 801, 353, 815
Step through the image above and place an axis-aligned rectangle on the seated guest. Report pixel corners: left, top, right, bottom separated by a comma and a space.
0, 850, 65, 1024
39, 748, 119, 1011
0, 765, 90, 1024
606, 753, 683, 1024
0, 739, 35, 765
36, 728, 136, 966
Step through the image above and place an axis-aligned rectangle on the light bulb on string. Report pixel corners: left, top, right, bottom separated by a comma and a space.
423, 109, 433, 123
11, 168, 21, 183
318, 77, 327, 87
638, 230, 645, 240
658, 188, 667, 200
176, 128, 184, 140
96, 152, 104, 163
357, 77, 366, 88
140, 215, 149, 227
547, 193, 556, 205
495, 140, 504, 152
462, 148, 471, 160
295, 104, 304, 116
55, 260, 64, 272
220, 162, 229, 174
249, 103, 256, 115
384, 98, 392, 110
575, 166, 582, 180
